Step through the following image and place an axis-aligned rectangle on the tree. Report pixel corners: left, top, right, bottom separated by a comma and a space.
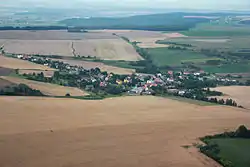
218, 99, 225, 105
225, 99, 233, 106
235, 125, 250, 138
246, 80, 250, 86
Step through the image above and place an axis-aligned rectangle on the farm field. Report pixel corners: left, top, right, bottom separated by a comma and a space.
146, 47, 219, 67
159, 36, 250, 51
0, 96, 250, 167
51, 58, 135, 74
0, 30, 143, 61
180, 23, 250, 37
0, 55, 55, 71
0, 30, 118, 40
96, 30, 185, 48
1, 76, 87, 96
204, 138, 250, 167
212, 86, 250, 109
0, 78, 15, 89
73, 39, 143, 61
1, 40, 73, 57
200, 64, 250, 73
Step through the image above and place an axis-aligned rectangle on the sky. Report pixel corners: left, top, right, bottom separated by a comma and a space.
2, 0, 250, 11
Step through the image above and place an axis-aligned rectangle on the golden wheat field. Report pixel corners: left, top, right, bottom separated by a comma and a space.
0, 30, 143, 61
1, 76, 87, 96
212, 86, 250, 109
0, 55, 54, 71
0, 95, 249, 167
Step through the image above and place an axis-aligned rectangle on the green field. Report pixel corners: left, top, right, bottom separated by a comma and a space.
180, 23, 250, 37
200, 64, 250, 73
147, 47, 218, 67
206, 138, 250, 167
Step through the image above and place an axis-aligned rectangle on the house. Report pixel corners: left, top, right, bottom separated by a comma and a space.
128, 87, 144, 95
17, 55, 23, 59
85, 85, 94, 91
178, 90, 186, 96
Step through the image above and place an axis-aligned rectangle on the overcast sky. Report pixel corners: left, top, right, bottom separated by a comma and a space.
3, 0, 250, 11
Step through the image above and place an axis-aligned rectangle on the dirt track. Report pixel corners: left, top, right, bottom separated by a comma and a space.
0, 96, 249, 167
1, 76, 87, 96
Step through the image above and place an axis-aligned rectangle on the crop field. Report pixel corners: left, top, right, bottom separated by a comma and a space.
0, 78, 15, 89
200, 64, 250, 73
1, 40, 73, 56
180, 24, 250, 37
159, 36, 250, 51
212, 86, 250, 109
51, 58, 135, 74
0, 96, 250, 167
1, 76, 87, 96
0, 30, 143, 61
146, 47, 218, 67
73, 39, 143, 61
204, 138, 250, 167
0, 55, 55, 71
97, 30, 185, 48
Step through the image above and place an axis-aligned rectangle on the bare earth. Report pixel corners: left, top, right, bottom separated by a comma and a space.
0, 96, 250, 167
212, 86, 250, 109
1, 76, 87, 96
0, 55, 54, 71
51, 58, 135, 75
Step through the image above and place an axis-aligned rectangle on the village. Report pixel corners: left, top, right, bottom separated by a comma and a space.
8, 54, 241, 106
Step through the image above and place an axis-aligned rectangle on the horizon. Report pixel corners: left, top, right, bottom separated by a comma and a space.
2, 0, 250, 12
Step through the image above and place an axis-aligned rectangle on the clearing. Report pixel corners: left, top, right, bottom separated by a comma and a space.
1, 76, 87, 96
212, 86, 250, 109
0, 96, 250, 167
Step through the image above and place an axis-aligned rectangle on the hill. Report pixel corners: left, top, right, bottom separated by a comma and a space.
60, 13, 213, 31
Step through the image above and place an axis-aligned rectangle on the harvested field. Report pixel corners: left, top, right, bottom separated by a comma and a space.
73, 39, 143, 61
0, 78, 15, 89
0, 96, 250, 167
212, 86, 250, 109
1, 76, 87, 96
0, 30, 142, 61
1, 40, 73, 56
19, 69, 55, 77
0, 55, 55, 71
0, 30, 117, 40
51, 58, 135, 74
94, 30, 180, 48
